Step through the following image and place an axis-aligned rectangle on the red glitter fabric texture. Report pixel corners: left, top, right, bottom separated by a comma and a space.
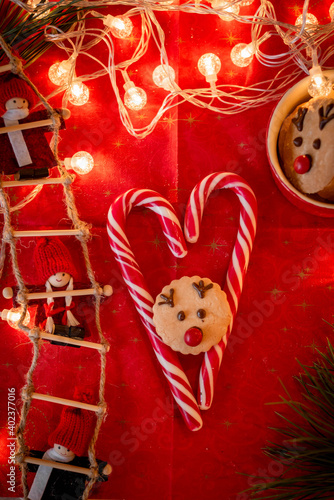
1, 1, 334, 499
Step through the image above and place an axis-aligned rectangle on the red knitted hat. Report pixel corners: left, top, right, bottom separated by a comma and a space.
48, 406, 93, 456
33, 237, 77, 284
0, 74, 37, 114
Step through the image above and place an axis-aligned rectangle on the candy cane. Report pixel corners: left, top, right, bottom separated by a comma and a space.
184, 172, 257, 410
107, 189, 203, 431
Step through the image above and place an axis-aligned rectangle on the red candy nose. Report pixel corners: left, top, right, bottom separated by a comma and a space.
293, 154, 312, 174
184, 327, 203, 347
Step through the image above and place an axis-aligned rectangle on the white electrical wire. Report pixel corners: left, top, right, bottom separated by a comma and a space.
24, 0, 334, 138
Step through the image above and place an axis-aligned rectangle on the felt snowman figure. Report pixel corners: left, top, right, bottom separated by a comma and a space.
0, 73, 69, 180
33, 237, 85, 342
27, 403, 112, 500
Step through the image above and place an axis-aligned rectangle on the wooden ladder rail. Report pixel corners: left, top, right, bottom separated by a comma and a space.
0, 171, 110, 500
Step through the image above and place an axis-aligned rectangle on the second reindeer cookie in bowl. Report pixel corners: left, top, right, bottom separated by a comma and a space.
278, 96, 334, 201
152, 276, 231, 355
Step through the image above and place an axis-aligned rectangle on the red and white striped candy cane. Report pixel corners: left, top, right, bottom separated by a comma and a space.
184, 172, 257, 410
107, 189, 203, 431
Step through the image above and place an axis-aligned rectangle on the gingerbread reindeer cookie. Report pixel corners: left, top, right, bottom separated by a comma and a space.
153, 276, 231, 355
279, 96, 334, 200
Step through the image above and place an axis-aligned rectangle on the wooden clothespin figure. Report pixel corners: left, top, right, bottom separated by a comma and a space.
0, 73, 70, 180
27, 397, 112, 500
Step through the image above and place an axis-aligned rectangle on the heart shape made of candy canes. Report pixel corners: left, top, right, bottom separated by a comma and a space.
107, 172, 257, 431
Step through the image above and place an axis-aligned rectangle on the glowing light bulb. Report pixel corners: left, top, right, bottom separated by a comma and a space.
211, 0, 240, 21
103, 14, 133, 38
124, 82, 147, 111
308, 66, 332, 97
68, 81, 89, 106
198, 53, 221, 83
65, 151, 94, 175
330, 2, 334, 20
152, 65, 176, 91
48, 59, 72, 86
295, 13, 319, 28
2, 307, 30, 330
230, 42, 255, 67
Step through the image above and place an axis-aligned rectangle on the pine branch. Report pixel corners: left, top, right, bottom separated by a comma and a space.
243, 338, 334, 500
0, 0, 92, 67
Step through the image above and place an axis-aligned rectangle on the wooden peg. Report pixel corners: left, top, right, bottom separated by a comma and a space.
37, 331, 109, 352
2, 287, 13, 299
13, 229, 82, 238
31, 393, 105, 413
0, 63, 12, 74
26, 287, 103, 300
23, 456, 93, 476
1, 177, 73, 188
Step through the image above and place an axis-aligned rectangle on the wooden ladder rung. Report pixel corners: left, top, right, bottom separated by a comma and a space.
2, 176, 73, 188
23, 456, 93, 477
0, 63, 12, 74
27, 287, 103, 300
13, 229, 81, 237
39, 331, 109, 352
0, 117, 54, 135
31, 393, 105, 413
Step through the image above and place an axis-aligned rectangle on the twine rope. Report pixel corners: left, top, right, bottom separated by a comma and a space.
0, 35, 109, 500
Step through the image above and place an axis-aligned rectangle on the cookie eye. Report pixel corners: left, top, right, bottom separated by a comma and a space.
177, 311, 185, 321
197, 309, 206, 319
313, 138, 321, 150
293, 137, 303, 147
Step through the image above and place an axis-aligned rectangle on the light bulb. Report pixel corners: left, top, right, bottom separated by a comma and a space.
48, 59, 72, 86
68, 151, 94, 175
124, 84, 147, 111
308, 67, 332, 97
295, 13, 319, 28
211, 0, 240, 21
2, 307, 30, 330
68, 81, 89, 106
230, 42, 255, 67
152, 65, 176, 91
103, 14, 133, 38
330, 2, 334, 20
198, 53, 221, 83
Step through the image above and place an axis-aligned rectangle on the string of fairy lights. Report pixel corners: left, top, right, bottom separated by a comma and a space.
8, 0, 334, 174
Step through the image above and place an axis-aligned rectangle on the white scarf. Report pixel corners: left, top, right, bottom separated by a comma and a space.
27, 447, 74, 500
2, 108, 32, 167
45, 277, 80, 333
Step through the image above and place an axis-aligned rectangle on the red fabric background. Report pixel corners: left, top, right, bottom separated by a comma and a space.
1, 1, 334, 498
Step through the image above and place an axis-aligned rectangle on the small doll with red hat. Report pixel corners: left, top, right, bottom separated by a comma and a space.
26, 402, 112, 500
0, 73, 70, 180
33, 237, 86, 345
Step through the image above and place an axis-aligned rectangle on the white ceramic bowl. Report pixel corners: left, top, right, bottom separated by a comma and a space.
266, 70, 334, 217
